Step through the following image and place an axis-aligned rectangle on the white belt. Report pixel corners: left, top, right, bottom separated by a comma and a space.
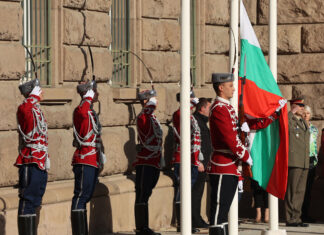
210, 149, 237, 167
210, 159, 237, 167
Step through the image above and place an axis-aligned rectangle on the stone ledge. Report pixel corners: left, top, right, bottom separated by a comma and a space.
0, 173, 173, 211
111, 87, 137, 101
41, 87, 74, 105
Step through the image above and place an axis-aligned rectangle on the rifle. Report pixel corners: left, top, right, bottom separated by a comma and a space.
238, 54, 252, 178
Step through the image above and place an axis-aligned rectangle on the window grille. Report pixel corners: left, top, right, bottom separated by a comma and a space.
111, 0, 130, 87
23, 0, 51, 86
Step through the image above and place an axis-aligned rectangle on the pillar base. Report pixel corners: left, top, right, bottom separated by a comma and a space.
261, 229, 287, 235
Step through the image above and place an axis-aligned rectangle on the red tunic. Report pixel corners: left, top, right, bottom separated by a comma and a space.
133, 104, 163, 169
172, 105, 202, 167
15, 95, 49, 170
247, 112, 279, 130
207, 97, 250, 176
72, 97, 103, 168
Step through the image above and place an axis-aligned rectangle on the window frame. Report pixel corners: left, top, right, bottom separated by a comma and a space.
22, 0, 51, 87
110, 0, 131, 88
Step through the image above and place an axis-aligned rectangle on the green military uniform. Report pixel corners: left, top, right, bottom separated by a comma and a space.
285, 111, 310, 224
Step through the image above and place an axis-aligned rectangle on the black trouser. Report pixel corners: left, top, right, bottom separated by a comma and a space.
192, 171, 207, 226
135, 165, 160, 204
301, 166, 316, 219
251, 179, 268, 208
135, 165, 160, 231
209, 174, 238, 225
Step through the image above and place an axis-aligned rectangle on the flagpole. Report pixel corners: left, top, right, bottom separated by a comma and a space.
180, 0, 191, 235
229, 0, 239, 234
262, 1, 286, 234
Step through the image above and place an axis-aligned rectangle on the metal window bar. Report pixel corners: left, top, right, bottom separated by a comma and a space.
111, 0, 130, 87
22, 0, 51, 86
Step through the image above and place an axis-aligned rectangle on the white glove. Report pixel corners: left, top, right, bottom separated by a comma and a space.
238, 180, 243, 193
191, 97, 199, 105
198, 152, 204, 161
246, 155, 253, 166
45, 157, 50, 170
100, 152, 107, 165
30, 86, 42, 97
146, 97, 157, 106
83, 89, 95, 99
241, 122, 250, 133
276, 99, 287, 112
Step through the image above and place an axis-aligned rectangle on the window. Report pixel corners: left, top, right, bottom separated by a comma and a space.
191, 0, 197, 86
111, 0, 130, 87
23, 0, 51, 86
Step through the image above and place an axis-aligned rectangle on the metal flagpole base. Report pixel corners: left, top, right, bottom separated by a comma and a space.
261, 229, 287, 235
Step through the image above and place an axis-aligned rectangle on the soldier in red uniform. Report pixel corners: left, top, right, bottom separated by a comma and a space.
133, 89, 162, 235
71, 80, 106, 235
16, 78, 50, 235
207, 73, 286, 235
172, 92, 204, 233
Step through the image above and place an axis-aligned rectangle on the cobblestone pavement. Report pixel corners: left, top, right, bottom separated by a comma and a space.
114, 221, 324, 235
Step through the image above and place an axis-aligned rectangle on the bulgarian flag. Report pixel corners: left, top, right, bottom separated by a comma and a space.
238, 0, 289, 199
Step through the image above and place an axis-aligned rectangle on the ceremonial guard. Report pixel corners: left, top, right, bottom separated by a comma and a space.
133, 89, 162, 235
71, 80, 106, 235
172, 92, 204, 233
207, 73, 252, 235
207, 73, 286, 235
16, 78, 50, 235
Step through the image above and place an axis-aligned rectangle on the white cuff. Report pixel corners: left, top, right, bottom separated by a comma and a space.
246, 155, 253, 166
83, 89, 95, 99
45, 158, 50, 170
146, 97, 157, 106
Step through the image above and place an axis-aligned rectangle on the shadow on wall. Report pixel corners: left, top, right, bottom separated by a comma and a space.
89, 182, 113, 235
0, 213, 5, 235
0, 196, 6, 235
124, 103, 137, 175
124, 126, 136, 175
163, 120, 176, 170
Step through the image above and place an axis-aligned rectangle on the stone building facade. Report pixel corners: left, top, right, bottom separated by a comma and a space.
0, 0, 323, 234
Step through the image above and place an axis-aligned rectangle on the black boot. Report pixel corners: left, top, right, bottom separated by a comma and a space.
18, 214, 37, 235
71, 209, 88, 235
175, 202, 181, 232
222, 223, 228, 235
135, 203, 148, 234
209, 226, 225, 235
135, 203, 161, 235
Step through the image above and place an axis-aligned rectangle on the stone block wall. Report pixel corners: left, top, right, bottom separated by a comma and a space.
0, 0, 324, 233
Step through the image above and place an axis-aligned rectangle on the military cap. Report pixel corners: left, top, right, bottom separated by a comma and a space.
19, 78, 40, 97
176, 90, 195, 102
77, 80, 97, 95
289, 96, 305, 106
137, 89, 157, 100
211, 73, 234, 84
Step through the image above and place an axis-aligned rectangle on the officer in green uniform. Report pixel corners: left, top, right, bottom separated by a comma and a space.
285, 96, 310, 227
